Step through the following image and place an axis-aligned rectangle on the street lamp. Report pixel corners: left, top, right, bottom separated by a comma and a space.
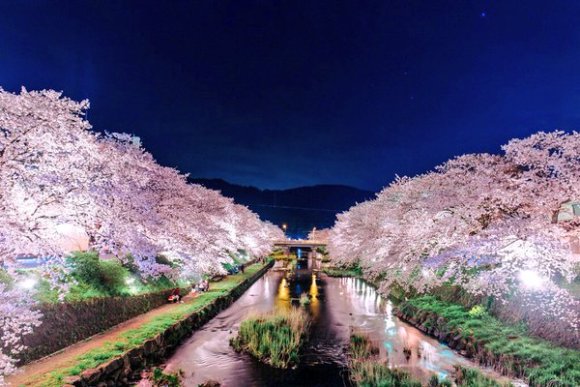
282, 223, 287, 233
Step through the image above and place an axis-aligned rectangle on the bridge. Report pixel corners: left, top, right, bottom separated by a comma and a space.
273, 239, 327, 248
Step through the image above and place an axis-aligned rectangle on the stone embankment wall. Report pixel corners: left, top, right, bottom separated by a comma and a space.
19, 287, 191, 364
67, 261, 273, 386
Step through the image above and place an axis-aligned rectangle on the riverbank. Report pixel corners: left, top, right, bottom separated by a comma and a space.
347, 331, 510, 387
323, 261, 579, 386
7, 260, 273, 387
396, 295, 580, 386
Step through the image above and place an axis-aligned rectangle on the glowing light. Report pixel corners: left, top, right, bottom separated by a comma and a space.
126, 277, 136, 285
276, 277, 291, 310
518, 270, 545, 290
18, 277, 37, 290
126, 284, 139, 295
309, 274, 319, 299
309, 273, 320, 318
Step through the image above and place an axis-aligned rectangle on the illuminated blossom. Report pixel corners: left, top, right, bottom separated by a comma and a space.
0, 87, 284, 379
329, 131, 580, 343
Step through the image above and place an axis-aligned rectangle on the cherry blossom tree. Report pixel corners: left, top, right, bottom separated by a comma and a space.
0, 88, 280, 275
307, 228, 331, 243
0, 87, 100, 265
329, 131, 580, 344
0, 284, 42, 385
0, 87, 282, 378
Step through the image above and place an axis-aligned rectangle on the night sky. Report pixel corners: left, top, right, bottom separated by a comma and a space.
1, 1, 579, 191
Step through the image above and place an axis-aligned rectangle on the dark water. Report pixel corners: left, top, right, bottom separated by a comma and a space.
160, 259, 504, 386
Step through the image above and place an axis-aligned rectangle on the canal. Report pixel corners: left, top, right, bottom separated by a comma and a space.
160, 259, 505, 386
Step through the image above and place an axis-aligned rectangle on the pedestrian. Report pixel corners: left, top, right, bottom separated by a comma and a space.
168, 287, 181, 303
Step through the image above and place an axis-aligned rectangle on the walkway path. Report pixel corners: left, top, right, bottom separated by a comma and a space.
7, 262, 267, 386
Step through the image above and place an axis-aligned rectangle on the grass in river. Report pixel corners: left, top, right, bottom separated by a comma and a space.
231, 308, 310, 369
149, 367, 183, 387
402, 295, 580, 386
348, 333, 422, 387
453, 366, 511, 387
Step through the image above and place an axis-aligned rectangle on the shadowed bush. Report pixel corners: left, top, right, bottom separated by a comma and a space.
231, 308, 309, 368
67, 251, 130, 297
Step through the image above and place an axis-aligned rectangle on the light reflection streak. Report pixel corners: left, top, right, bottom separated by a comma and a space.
309, 273, 320, 318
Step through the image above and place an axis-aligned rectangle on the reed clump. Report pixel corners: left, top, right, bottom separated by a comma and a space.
348, 333, 422, 387
453, 366, 511, 387
231, 308, 310, 369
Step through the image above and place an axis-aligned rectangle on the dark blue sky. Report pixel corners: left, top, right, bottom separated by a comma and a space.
1, 1, 579, 191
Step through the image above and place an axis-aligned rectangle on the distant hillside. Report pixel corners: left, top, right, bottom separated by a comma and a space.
188, 178, 374, 238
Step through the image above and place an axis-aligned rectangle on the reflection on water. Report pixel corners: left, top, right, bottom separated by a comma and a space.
325, 277, 505, 384
161, 262, 501, 386
276, 277, 291, 310
329, 277, 467, 382
309, 274, 320, 319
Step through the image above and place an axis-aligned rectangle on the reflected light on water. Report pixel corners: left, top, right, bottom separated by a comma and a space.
263, 275, 271, 298
385, 303, 396, 330
419, 341, 437, 369
309, 273, 320, 318
399, 326, 408, 341
310, 274, 319, 299
335, 276, 487, 384
276, 277, 291, 310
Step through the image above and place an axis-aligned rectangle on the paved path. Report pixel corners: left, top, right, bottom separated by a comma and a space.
7, 292, 199, 386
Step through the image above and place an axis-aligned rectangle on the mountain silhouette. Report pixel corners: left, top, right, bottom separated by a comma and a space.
188, 178, 374, 238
